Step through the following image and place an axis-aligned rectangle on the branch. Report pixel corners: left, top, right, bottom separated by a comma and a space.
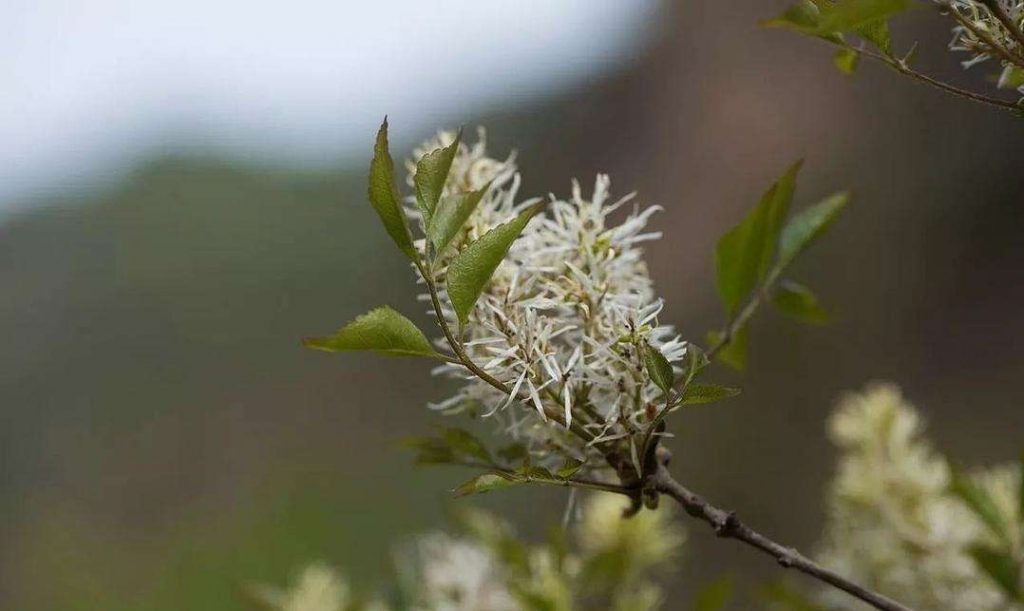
978, 0, 1024, 56
707, 268, 780, 361
652, 461, 914, 611
945, 1, 1024, 67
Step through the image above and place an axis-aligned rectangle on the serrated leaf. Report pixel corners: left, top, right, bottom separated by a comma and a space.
772, 280, 830, 324
447, 204, 542, 326
970, 545, 1021, 599
453, 472, 523, 497
951, 468, 1012, 543
556, 459, 584, 479
814, 0, 912, 36
715, 161, 802, 314
642, 341, 675, 394
708, 326, 749, 371
427, 184, 488, 254
414, 130, 461, 223
694, 576, 735, 611
833, 48, 860, 75
303, 306, 437, 358
368, 118, 417, 261
441, 428, 493, 464
777, 192, 849, 269
680, 383, 742, 405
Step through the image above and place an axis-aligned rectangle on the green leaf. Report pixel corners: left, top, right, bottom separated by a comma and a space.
715, 161, 802, 314
441, 428, 493, 464
970, 545, 1021, 599
772, 280, 830, 324
427, 184, 489, 255
642, 341, 675, 394
760, 1, 845, 44
694, 576, 735, 611
951, 468, 1012, 543
453, 472, 523, 497
447, 204, 543, 326
402, 436, 457, 466
708, 326, 749, 371
303, 306, 437, 358
777, 192, 850, 269
856, 18, 892, 54
496, 442, 529, 463
1018, 449, 1024, 523
814, 0, 913, 36
833, 47, 860, 75
1000, 66, 1024, 90
414, 130, 461, 223
556, 459, 584, 479
679, 383, 742, 405
368, 118, 417, 261
683, 343, 710, 385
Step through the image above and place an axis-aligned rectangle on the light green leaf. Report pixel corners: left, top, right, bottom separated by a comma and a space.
833, 48, 860, 75
683, 343, 710, 385
1000, 65, 1024, 90
414, 130, 461, 223
453, 473, 523, 497
814, 0, 913, 36
856, 18, 892, 54
970, 545, 1021, 599
303, 306, 437, 358
447, 204, 543, 325
642, 342, 675, 394
760, 1, 845, 44
694, 576, 735, 611
708, 326, 749, 371
368, 118, 417, 261
556, 459, 584, 479
772, 280, 830, 324
777, 192, 850, 269
427, 184, 489, 254
680, 383, 742, 405
715, 161, 802, 314
951, 468, 1012, 544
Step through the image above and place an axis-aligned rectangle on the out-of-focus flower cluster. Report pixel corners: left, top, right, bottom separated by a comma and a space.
251, 493, 683, 611
943, 0, 1024, 96
407, 129, 689, 474
814, 383, 1023, 610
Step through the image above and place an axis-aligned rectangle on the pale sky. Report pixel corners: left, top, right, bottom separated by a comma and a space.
1, 0, 658, 210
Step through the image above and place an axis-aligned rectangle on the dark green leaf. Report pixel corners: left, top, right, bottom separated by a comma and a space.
427, 184, 489, 255
303, 306, 437, 358
777, 192, 850, 269
642, 341, 675, 394
518, 464, 556, 480
414, 130, 461, 223
368, 118, 417, 261
715, 161, 802, 314
497, 442, 529, 463
814, 0, 913, 36
402, 436, 457, 466
441, 428, 493, 464
694, 576, 735, 611
708, 325, 749, 371
951, 468, 1012, 543
772, 280, 830, 325
833, 48, 860, 75
683, 343, 710, 385
679, 383, 742, 405
970, 545, 1021, 599
447, 204, 543, 325
453, 472, 523, 497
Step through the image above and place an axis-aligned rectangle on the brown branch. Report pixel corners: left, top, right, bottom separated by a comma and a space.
652, 459, 914, 611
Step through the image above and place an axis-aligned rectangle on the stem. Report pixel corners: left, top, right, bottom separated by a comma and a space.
830, 42, 1022, 112
653, 463, 914, 611
708, 268, 781, 360
979, 0, 1024, 56
459, 461, 632, 496
946, 2, 1024, 67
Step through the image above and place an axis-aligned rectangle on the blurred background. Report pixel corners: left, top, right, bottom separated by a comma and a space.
2, 1, 1022, 608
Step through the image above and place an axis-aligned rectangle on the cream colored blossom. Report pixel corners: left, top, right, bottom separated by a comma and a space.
410, 129, 690, 473
251, 563, 356, 611
816, 383, 1022, 610
943, 0, 1024, 96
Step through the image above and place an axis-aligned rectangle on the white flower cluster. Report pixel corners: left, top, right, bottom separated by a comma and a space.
815, 383, 1023, 610
409, 129, 689, 472
254, 493, 683, 611
943, 0, 1024, 95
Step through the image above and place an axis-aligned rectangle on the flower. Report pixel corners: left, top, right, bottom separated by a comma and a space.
404, 533, 518, 611
249, 563, 354, 611
410, 129, 691, 474
815, 383, 1023, 611
942, 1, 1024, 95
